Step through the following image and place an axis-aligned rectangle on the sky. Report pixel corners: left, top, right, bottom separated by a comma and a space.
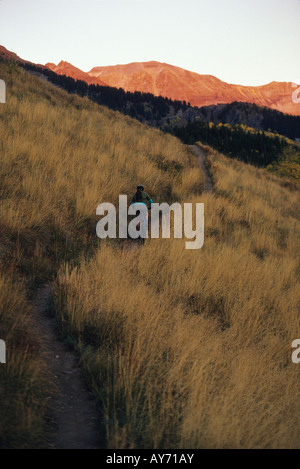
0, 0, 299, 86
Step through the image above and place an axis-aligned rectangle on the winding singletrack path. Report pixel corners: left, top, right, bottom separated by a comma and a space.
190, 144, 213, 192
33, 286, 105, 449
30, 144, 211, 448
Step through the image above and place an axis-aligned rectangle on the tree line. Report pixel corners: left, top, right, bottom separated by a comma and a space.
173, 121, 290, 167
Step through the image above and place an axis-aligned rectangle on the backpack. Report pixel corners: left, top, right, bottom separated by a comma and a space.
136, 190, 143, 201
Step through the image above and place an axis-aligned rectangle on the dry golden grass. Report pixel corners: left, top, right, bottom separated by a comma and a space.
0, 273, 49, 448
53, 145, 300, 449
0, 62, 203, 447
0, 67, 202, 233
0, 63, 203, 285
1, 60, 299, 449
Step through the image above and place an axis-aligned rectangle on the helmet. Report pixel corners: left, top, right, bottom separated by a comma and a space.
137, 185, 144, 191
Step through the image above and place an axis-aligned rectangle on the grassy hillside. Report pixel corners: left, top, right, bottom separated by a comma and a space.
53, 144, 300, 448
0, 61, 203, 448
1, 59, 299, 449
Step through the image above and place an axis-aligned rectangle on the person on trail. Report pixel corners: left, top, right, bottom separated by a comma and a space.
130, 185, 153, 241
130, 185, 153, 209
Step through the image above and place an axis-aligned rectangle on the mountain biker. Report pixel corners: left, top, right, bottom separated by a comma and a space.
130, 185, 153, 241
130, 185, 153, 209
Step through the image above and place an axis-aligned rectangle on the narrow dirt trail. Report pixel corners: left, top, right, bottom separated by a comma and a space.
32, 286, 104, 449
29, 144, 211, 449
190, 144, 213, 192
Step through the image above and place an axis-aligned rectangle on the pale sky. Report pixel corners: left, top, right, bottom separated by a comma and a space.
0, 0, 299, 86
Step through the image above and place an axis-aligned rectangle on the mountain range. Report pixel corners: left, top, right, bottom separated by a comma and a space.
1, 45, 299, 116
46, 59, 300, 116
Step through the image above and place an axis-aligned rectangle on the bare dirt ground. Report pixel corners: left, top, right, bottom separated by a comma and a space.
190, 144, 213, 192
32, 286, 105, 449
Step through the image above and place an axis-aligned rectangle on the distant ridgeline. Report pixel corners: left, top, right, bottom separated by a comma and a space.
9, 58, 300, 180
17, 60, 192, 128
16, 61, 299, 137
